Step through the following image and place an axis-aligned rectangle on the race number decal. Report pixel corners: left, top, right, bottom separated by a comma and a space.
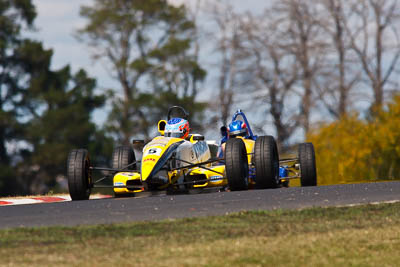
144, 147, 162, 157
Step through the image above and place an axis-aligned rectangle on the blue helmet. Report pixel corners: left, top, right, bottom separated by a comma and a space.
228, 120, 248, 137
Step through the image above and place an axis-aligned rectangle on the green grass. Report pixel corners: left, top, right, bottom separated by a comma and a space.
1, 203, 400, 266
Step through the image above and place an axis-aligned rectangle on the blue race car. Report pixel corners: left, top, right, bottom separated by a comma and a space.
217, 109, 317, 189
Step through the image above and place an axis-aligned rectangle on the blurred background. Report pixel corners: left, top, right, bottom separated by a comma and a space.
1, 0, 400, 196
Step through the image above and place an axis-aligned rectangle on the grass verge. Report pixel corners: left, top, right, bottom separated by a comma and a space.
1, 203, 400, 266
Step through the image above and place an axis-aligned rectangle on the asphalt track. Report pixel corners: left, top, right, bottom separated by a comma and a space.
1, 181, 400, 229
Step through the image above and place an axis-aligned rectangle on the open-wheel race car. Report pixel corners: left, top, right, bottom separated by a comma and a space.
66, 106, 317, 200
217, 109, 317, 190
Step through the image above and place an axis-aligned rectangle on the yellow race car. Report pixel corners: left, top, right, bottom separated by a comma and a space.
67, 106, 223, 200
67, 107, 316, 200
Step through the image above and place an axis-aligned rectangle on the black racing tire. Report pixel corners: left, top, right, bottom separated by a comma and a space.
299, 143, 317, 186
254, 136, 280, 189
225, 138, 249, 191
67, 149, 92, 200
112, 146, 136, 170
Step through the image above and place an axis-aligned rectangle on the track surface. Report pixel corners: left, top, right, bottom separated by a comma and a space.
1, 182, 400, 229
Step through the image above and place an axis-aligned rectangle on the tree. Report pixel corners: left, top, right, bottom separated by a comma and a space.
240, 11, 301, 148
0, 1, 112, 195
20, 54, 109, 192
209, 3, 246, 126
315, 0, 361, 118
77, 0, 206, 143
345, 0, 400, 113
275, 0, 329, 134
308, 95, 400, 184
0, 0, 36, 194
1, 38, 112, 195
213, 0, 327, 143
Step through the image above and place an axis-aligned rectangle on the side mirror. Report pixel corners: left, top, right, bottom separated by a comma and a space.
192, 135, 205, 141
158, 120, 166, 136
132, 139, 145, 145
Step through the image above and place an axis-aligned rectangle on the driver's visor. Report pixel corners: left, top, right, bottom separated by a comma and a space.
165, 132, 183, 138
229, 129, 247, 136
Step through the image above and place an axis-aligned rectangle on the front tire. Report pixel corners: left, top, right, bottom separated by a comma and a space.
225, 138, 249, 191
112, 146, 136, 170
254, 136, 280, 189
112, 146, 136, 198
299, 143, 317, 186
67, 149, 92, 200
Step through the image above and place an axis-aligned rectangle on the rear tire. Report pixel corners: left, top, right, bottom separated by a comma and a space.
299, 143, 317, 186
67, 149, 92, 200
225, 138, 249, 191
112, 146, 136, 170
254, 136, 280, 189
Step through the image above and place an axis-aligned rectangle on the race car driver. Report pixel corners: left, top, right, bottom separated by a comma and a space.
217, 119, 249, 158
164, 118, 190, 139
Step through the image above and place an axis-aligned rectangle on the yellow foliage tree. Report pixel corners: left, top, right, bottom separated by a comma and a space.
307, 95, 400, 185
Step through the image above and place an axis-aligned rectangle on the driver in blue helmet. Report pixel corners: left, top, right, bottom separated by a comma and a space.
217, 120, 249, 158
228, 120, 249, 138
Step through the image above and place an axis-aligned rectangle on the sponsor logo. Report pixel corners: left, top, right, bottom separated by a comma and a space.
210, 175, 223, 182
168, 118, 182, 124
114, 182, 124, 186
143, 147, 162, 157
143, 158, 156, 162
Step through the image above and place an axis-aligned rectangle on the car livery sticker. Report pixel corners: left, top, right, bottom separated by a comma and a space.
209, 175, 223, 182
114, 182, 124, 186
121, 172, 135, 176
168, 118, 183, 124
143, 147, 162, 157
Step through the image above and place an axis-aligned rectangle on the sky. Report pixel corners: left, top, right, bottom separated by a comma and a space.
24, 0, 266, 126
26, 0, 113, 88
